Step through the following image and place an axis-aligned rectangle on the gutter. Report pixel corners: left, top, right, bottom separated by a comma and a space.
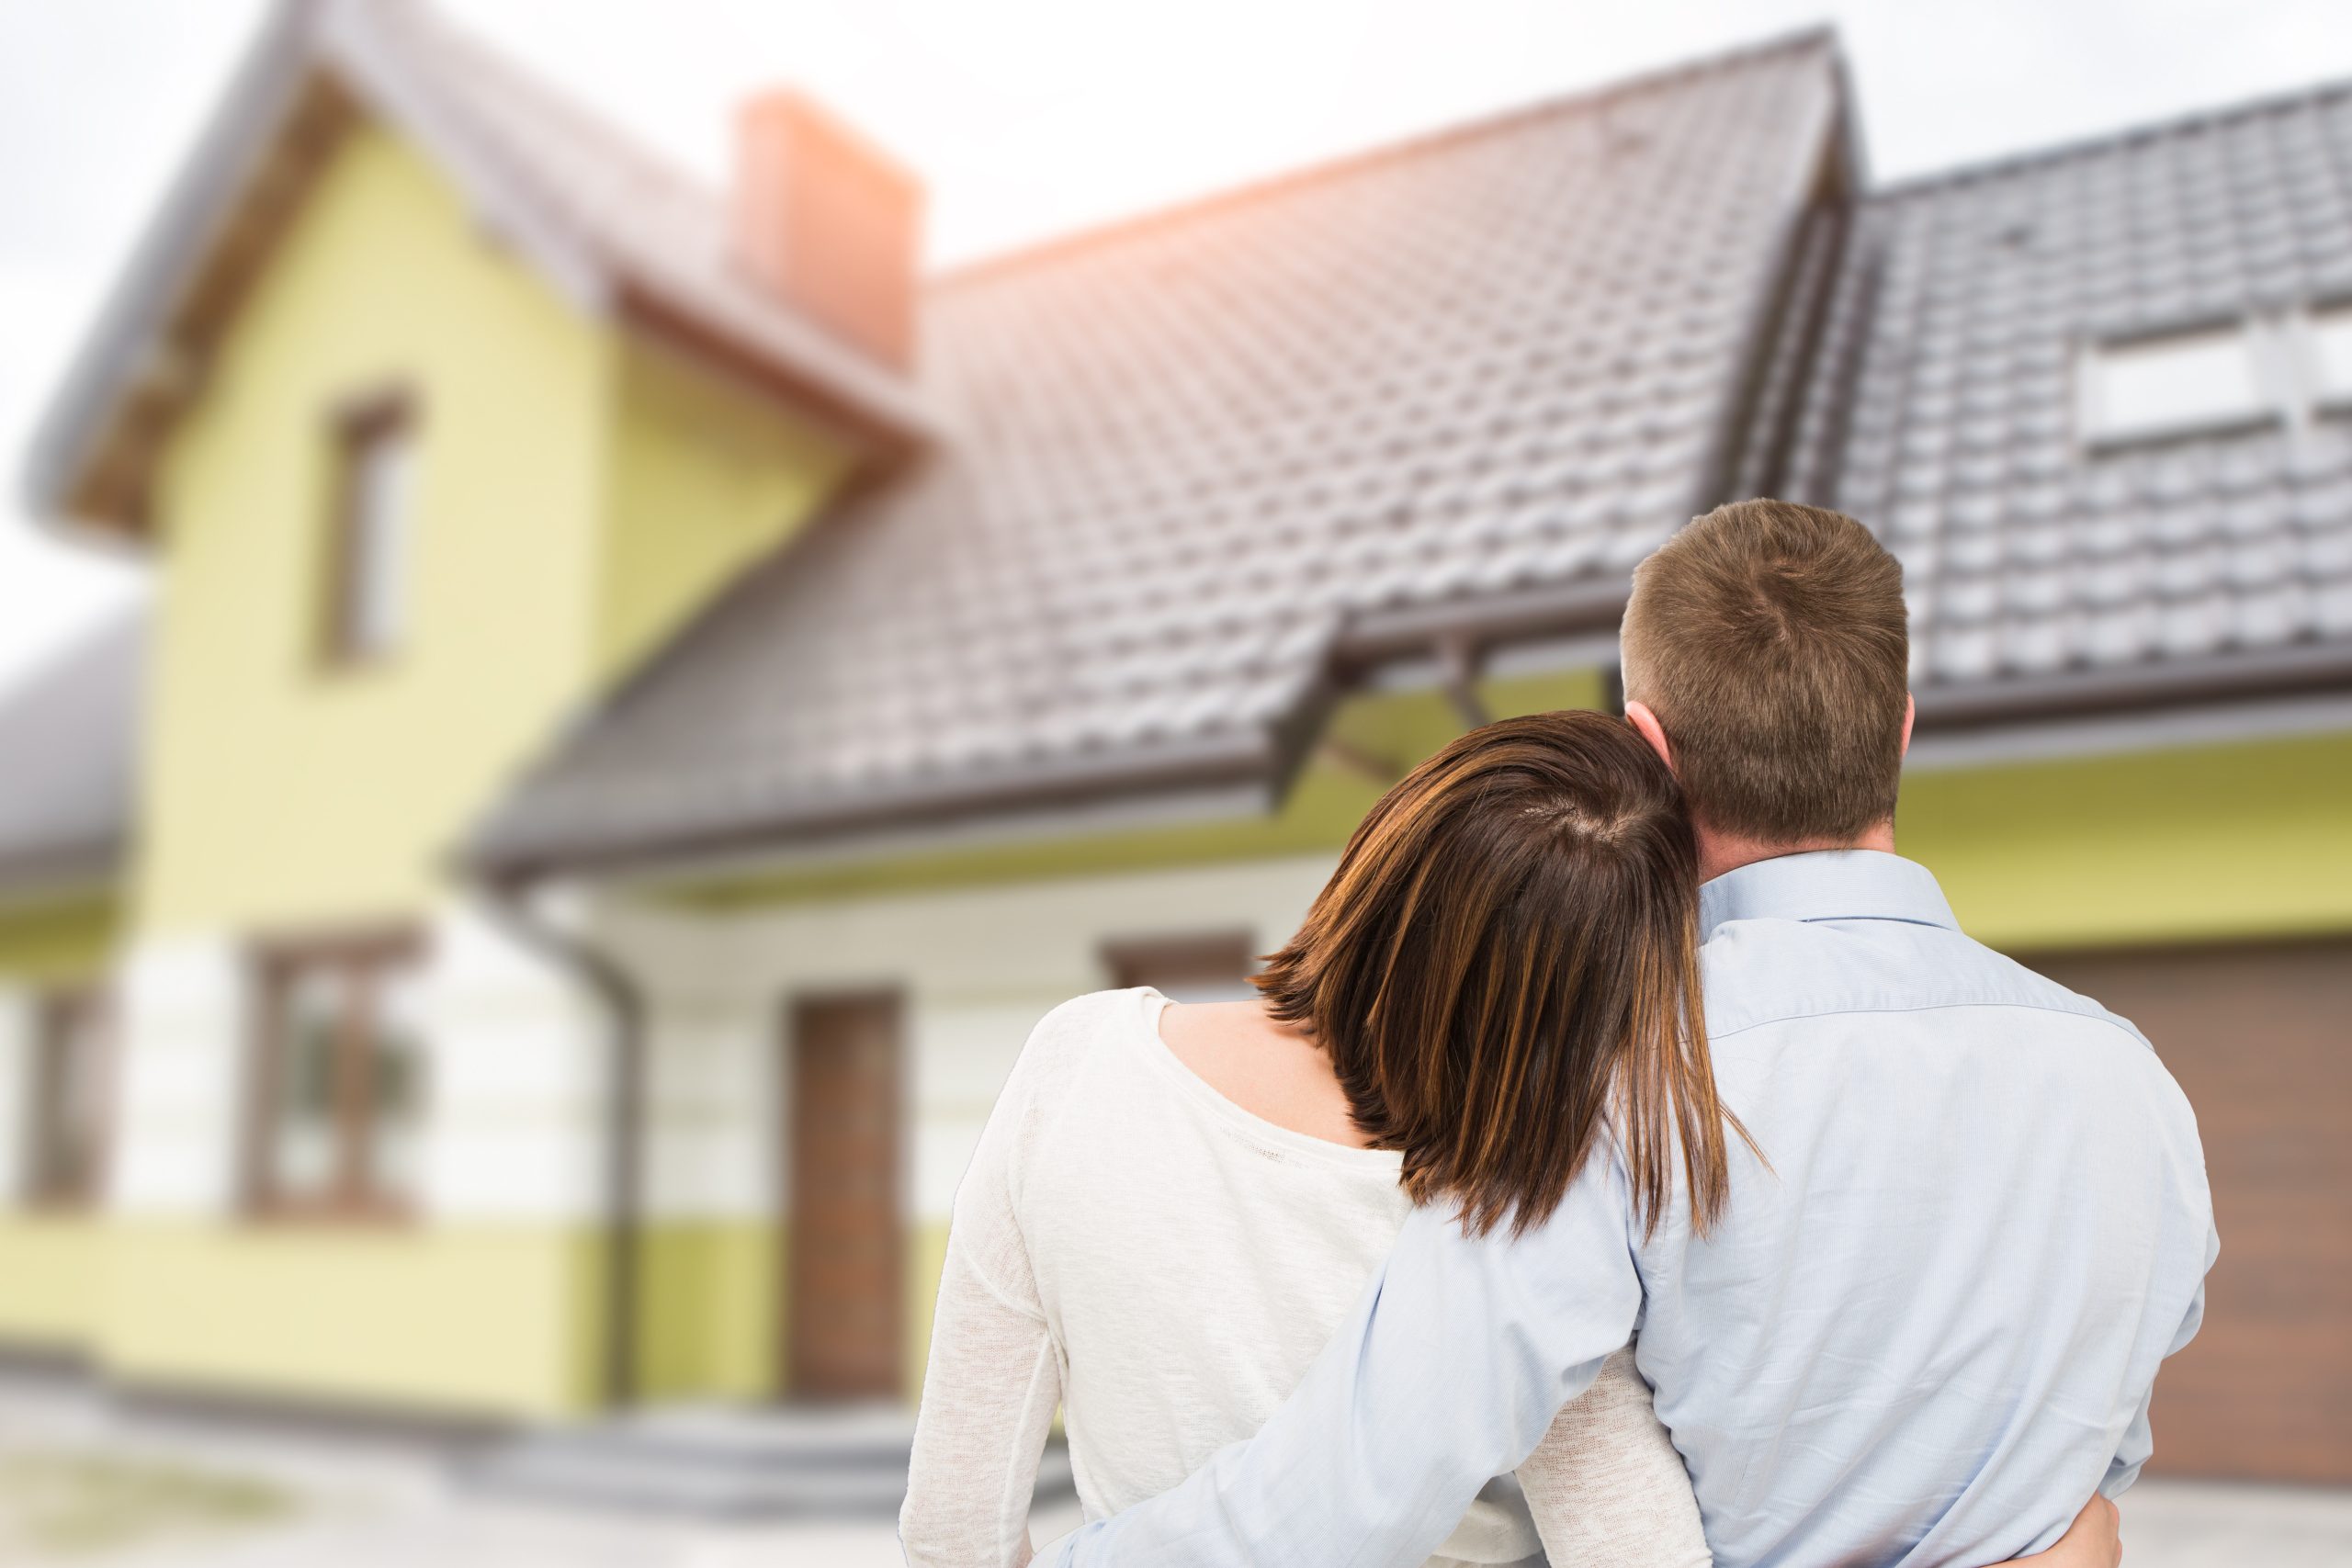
1913, 641, 2352, 729
477, 878, 648, 1411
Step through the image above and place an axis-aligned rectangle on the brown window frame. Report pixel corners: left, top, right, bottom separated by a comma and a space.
319, 388, 419, 670
1102, 930, 1260, 1000
245, 929, 427, 1224
22, 987, 112, 1211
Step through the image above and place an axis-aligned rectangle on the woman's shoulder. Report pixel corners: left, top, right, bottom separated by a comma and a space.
997, 987, 1155, 1105
1025, 987, 1153, 1058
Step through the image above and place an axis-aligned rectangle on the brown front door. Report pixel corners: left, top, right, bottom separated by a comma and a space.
785, 991, 904, 1401
2031, 939, 2352, 1483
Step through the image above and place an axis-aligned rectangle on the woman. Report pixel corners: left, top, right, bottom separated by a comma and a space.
901, 711, 2120, 1567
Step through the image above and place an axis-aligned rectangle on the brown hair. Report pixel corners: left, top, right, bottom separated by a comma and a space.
1620, 499, 1908, 844
1256, 709, 1749, 1238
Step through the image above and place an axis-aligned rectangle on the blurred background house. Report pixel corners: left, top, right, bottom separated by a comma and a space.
0, 0, 2346, 1542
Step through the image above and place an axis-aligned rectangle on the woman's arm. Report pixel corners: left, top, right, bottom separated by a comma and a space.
899, 1028, 1066, 1567
1521, 1365, 2119, 1568
1514, 1347, 1710, 1568
899, 1233, 1063, 1566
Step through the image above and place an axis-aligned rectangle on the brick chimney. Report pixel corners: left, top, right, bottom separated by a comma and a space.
731, 91, 924, 371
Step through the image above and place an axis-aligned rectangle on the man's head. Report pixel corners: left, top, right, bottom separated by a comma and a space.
1620, 499, 1910, 850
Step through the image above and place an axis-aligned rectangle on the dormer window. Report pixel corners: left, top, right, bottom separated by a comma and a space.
2308, 304, 2352, 409
2079, 325, 2268, 447
322, 390, 417, 666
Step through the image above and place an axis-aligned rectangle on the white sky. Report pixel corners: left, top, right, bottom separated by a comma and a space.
2, 0, 2347, 695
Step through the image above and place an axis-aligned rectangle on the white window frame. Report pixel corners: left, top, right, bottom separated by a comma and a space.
2075, 322, 2277, 449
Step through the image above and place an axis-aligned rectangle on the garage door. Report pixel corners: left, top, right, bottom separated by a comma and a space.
2030, 939, 2352, 1483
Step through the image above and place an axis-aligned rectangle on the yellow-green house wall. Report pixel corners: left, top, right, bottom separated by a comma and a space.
595, 338, 851, 679
1904, 730, 2352, 952
0, 895, 120, 985
0, 1215, 107, 1350
631, 1222, 780, 1401
141, 121, 607, 934
629, 1222, 946, 1405
0, 897, 123, 1349
90, 1223, 604, 1418
44, 111, 851, 1413
138, 118, 850, 937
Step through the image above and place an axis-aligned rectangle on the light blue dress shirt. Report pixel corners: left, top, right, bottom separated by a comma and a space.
1052, 851, 2217, 1568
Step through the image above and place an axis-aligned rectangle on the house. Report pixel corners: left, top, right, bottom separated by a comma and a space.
0, 0, 2345, 1485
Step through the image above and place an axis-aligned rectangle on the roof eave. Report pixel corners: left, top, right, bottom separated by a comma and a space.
467, 723, 1288, 888
0, 843, 128, 913
616, 287, 944, 457
23, 0, 941, 538
19, 0, 325, 536
1914, 639, 2352, 731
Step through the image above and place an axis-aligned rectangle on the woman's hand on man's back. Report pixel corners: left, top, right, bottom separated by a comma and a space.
2007, 1495, 2121, 1568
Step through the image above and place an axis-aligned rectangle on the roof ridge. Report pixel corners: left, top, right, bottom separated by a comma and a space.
365, 0, 717, 209
931, 24, 1839, 292
1874, 67, 2352, 199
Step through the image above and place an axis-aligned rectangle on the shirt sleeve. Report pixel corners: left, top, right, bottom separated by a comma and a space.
1049, 1147, 1646, 1568
2103, 1213, 2221, 1497
900, 1028, 1068, 1568
1515, 1348, 1710, 1568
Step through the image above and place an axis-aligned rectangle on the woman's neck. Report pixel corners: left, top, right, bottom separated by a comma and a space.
1154, 998, 1374, 1149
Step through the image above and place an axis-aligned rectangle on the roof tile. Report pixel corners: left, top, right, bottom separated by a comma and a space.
475, 35, 1842, 871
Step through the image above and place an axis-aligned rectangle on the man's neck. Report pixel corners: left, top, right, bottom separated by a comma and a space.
1694, 821, 1897, 886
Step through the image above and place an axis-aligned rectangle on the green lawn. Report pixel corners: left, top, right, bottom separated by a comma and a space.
0, 1450, 295, 1559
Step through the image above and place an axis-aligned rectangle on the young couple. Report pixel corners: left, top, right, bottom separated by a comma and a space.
899, 501, 2216, 1568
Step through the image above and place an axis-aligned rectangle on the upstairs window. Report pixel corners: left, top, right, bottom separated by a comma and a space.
322, 391, 417, 666
2079, 325, 2267, 446
1103, 930, 1261, 1004
248, 933, 428, 1221
2309, 304, 2352, 408
24, 987, 110, 1209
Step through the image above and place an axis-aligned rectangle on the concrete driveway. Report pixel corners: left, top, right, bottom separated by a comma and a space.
2, 1374, 2343, 1566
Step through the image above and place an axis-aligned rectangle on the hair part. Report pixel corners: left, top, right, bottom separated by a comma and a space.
1620, 499, 1909, 844
1255, 710, 1752, 1239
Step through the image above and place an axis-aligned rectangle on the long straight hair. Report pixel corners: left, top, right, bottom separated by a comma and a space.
1255, 709, 1754, 1237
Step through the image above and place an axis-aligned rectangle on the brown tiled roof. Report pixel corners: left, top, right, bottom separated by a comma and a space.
470, 33, 1846, 875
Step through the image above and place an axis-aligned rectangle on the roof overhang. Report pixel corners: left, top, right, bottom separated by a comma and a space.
1911, 640, 2352, 731
469, 720, 1306, 891
1908, 685, 2352, 773
464, 575, 1651, 889
22, 0, 937, 539
0, 849, 125, 913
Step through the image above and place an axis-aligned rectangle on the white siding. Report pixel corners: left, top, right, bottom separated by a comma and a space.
0, 987, 34, 1204
599, 851, 1340, 1228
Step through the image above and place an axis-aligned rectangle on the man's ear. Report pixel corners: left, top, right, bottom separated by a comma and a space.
1900, 693, 1916, 759
1624, 700, 1675, 775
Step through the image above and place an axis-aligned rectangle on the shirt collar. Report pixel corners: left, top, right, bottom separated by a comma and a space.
1698, 850, 1960, 939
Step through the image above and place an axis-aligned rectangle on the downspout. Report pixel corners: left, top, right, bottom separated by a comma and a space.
1438, 635, 1492, 730
481, 875, 648, 1411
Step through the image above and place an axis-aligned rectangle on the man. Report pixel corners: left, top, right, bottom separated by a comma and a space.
1052, 501, 2216, 1567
